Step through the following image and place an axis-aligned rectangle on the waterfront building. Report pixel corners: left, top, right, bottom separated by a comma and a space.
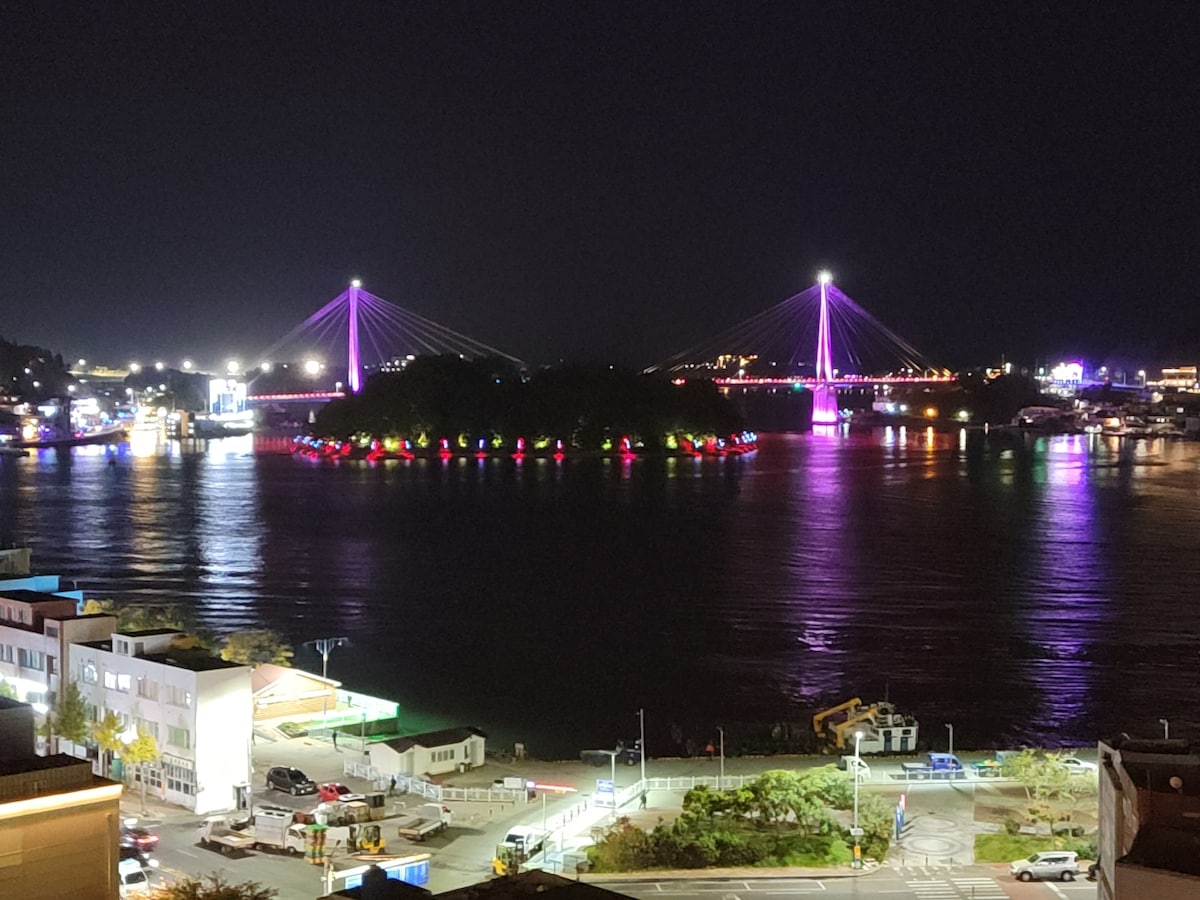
251, 662, 340, 722
72, 629, 253, 814
0, 589, 115, 705
1096, 733, 1200, 899
368, 726, 487, 778
0, 698, 122, 899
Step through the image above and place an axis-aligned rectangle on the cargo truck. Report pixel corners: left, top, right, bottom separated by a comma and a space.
395, 803, 452, 842
198, 806, 307, 854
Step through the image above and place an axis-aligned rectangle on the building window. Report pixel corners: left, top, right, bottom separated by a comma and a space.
45, 625, 59, 638
133, 765, 162, 790
47, 656, 56, 676
116, 673, 132, 693
166, 684, 192, 708
135, 717, 159, 741
164, 760, 195, 796
103, 671, 117, 690
86, 703, 98, 722
115, 639, 129, 655
17, 649, 44, 671
431, 748, 457, 763
136, 677, 158, 701
0, 644, 12, 663
83, 661, 98, 684
167, 726, 191, 749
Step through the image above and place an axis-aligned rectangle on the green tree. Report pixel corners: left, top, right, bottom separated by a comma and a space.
0, 677, 17, 700
81, 599, 217, 649
91, 711, 124, 778
52, 680, 89, 744
220, 630, 293, 667
147, 873, 277, 899
122, 727, 161, 814
1005, 749, 1075, 828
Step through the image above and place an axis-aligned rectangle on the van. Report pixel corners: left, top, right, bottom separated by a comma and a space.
503, 825, 546, 856
118, 858, 150, 896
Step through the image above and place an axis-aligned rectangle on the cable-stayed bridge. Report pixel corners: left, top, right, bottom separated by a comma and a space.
646, 272, 952, 425
246, 274, 949, 428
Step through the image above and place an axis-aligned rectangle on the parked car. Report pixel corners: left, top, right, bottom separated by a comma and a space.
1059, 757, 1098, 774
318, 782, 366, 803
267, 766, 317, 795
1010, 851, 1080, 882
118, 858, 151, 897
119, 843, 151, 867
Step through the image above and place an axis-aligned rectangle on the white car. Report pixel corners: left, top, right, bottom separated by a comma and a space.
118, 859, 150, 896
1059, 757, 1098, 774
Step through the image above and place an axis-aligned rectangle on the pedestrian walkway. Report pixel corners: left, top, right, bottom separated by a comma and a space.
905, 874, 1006, 899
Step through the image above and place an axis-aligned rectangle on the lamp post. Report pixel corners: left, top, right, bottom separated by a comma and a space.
637, 708, 646, 787
852, 730, 863, 869
1161, 718, 1170, 740
306, 637, 349, 721
717, 726, 725, 788
945, 722, 954, 756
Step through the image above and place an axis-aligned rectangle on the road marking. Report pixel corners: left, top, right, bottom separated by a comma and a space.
1045, 885, 1070, 900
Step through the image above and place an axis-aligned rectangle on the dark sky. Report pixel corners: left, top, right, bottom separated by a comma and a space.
3, 3, 1198, 371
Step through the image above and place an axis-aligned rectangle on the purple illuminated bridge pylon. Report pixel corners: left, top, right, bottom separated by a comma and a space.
646, 270, 948, 427
256, 280, 524, 394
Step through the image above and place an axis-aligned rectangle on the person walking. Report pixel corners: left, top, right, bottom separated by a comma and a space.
639, 791, 647, 810
332, 730, 338, 750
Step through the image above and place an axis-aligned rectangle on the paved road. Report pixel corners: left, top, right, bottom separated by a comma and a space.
601, 867, 1098, 900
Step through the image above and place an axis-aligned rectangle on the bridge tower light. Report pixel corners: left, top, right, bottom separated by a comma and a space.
817, 270, 833, 285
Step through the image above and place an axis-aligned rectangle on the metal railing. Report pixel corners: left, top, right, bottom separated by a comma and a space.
341, 759, 525, 804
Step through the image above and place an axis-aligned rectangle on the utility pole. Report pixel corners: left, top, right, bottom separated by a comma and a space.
717, 726, 725, 788
305, 637, 349, 720
309, 637, 350, 681
637, 708, 646, 788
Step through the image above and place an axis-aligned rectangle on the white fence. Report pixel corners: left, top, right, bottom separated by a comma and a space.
342, 759, 526, 804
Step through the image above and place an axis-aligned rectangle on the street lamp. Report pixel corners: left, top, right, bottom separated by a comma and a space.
1160, 718, 1170, 740
637, 708, 646, 787
945, 722, 954, 756
852, 730, 863, 869
305, 637, 349, 720
717, 726, 725, 788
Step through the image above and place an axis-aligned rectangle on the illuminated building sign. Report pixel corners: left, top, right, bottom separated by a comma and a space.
1050, 362, 1084, 384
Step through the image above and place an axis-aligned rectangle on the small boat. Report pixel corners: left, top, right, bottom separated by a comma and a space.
15, 423, 128, 449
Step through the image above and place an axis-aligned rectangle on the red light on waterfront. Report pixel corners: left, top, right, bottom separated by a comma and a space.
531, 783, 578, 793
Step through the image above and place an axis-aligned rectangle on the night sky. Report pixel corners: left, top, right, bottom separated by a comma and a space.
3, 4, 1198, 371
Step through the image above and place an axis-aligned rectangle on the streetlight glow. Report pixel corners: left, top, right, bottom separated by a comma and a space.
129, 362, 141, 373
182, 359, 193, 370
154, 361, 164, 371
852, 730, 863, 869
304, 359, 322, 376
817, 270, 833, 285
260, 362, 272, 373
226, 360, 240, 375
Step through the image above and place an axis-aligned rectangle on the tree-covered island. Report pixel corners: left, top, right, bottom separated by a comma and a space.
307, 356, 752, 456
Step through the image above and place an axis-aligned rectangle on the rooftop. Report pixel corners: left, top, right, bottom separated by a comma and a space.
76, 639, 247, 672
439, 871, 631, 900
381, 727, 486, 754
116, 627, 187, 637
0, 589, 77, 606
1108, 735, 1200, 796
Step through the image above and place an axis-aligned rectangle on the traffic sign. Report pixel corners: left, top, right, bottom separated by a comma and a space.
849, 826, 864, 837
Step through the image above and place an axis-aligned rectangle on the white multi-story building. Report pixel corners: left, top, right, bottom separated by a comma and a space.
0, 589, 115, 705
73, 628, 253, 815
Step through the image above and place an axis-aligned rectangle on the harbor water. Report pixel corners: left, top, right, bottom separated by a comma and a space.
2, 428, 1198, 758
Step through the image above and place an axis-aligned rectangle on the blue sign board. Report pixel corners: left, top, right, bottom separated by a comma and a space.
597, 779, 615, 794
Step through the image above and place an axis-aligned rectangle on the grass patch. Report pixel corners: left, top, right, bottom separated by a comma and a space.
277, 721, 308, 739
975, 832, 1095, 863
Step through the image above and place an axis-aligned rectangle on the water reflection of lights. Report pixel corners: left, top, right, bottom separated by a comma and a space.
1021, 434, 1111, 735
